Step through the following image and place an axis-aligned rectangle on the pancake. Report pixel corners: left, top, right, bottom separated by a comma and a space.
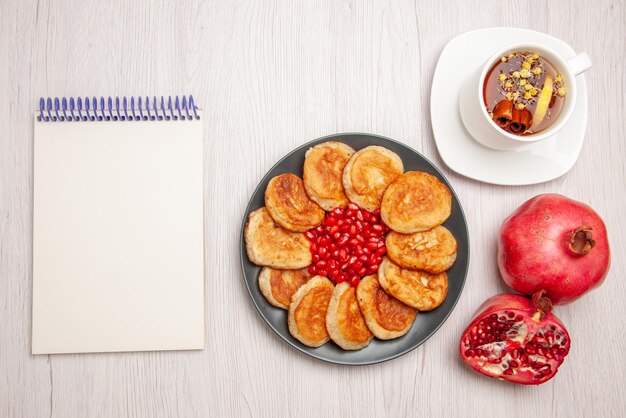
303, 141, 356, 211
258, 267, 311, 309
381, 171, 452, 233
245, 207, 312, 269
342, 146, 404, 211
326, 282, 374, 350
265, 173, 325, 232
378, 257, 448, 311
356, 275, 417, 339
288, 276, 335, 347
385, 226, 457, 274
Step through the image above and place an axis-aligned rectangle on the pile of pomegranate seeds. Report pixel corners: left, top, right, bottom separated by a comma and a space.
304, 203, 388, 287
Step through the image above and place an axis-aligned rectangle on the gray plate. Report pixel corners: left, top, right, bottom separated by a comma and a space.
239, 133, 469, 365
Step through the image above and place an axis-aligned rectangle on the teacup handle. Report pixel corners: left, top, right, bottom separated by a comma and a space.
568, 53, 592, 76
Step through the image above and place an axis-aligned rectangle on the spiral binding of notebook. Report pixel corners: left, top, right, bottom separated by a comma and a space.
37, 95, 200, 122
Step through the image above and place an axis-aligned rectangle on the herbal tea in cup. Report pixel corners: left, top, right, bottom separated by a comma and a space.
483, 51, 567, 136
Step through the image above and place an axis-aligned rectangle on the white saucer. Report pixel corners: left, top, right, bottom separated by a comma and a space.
431, 27, 588, 186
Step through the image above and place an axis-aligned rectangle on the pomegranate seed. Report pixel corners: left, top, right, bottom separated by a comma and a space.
365, 242, 378, 250
336, 236, 348, 247
301, 203, 390, 286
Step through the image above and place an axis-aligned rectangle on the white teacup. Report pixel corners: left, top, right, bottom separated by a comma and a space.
459, 42, 592, 151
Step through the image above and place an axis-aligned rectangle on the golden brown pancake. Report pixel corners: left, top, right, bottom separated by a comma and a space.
326, 282, 374, 350
385, 226, 457, 274
342, 146, 404, 211
356, 275, 417, 339
378, 257, 448, 311
303, 141, 356, 211
288, 276, 335, 347
265, 173, 325, 232
245, 207, 312, 269
381, 171, 452, 233
258, 267, 311, 309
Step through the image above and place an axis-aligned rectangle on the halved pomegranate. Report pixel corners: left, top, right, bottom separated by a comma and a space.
460, 293, 570, 385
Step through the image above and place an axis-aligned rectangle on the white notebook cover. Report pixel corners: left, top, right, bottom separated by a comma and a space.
32, 112, 204, 354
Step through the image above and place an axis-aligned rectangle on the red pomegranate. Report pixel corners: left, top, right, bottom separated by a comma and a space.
460, 293, 570, 385
498, 194, 610, 305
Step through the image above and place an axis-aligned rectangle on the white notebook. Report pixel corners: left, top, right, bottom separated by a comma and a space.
32, 96, 204, 354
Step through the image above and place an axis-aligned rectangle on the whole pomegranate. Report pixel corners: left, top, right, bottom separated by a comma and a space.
498, 194, 610, 305
460, 293, 570, 385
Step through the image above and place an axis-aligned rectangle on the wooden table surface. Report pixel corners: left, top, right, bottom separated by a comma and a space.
2, 0, 625, 416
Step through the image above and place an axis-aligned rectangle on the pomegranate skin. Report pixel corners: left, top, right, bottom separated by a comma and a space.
460, 293, 570, 385
498, 194, 610, 305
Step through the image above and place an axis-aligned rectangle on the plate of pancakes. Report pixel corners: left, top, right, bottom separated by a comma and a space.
240, 133, 469, 365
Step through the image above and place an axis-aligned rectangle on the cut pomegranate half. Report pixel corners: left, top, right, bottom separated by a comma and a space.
460, 293, 570, 385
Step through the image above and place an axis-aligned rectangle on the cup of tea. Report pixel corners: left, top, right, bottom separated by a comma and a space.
459, 42, 591, 150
